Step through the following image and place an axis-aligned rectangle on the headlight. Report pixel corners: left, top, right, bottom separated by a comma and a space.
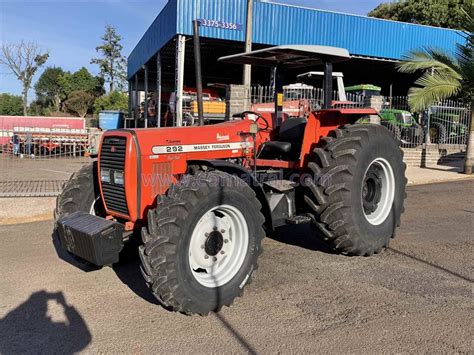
113, 170, 124, 186
100, 169, 111, 183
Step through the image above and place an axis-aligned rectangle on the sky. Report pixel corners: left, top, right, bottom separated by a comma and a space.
0, 0, 383, 98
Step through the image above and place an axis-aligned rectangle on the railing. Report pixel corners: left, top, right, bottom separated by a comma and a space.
251, 85, 471, 149
250, 86, 366, 115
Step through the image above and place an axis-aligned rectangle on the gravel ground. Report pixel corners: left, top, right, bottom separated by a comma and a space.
0, 156, 88, 182
0, 180, 472, 353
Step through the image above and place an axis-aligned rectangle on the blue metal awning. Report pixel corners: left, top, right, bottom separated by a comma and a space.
128, 0, 464, 79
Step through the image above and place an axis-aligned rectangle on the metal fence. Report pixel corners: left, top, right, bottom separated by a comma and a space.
427, 101, 470, 146
379, 98, 471, 148
0, 121, 101, 197
250, 86, 366, 115
251, 85, 471, 149
0, 130, 102, 160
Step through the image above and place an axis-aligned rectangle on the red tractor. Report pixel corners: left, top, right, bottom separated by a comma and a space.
55, 46, 406, 315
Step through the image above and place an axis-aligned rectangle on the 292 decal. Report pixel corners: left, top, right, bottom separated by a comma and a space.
166, 146, 183, 153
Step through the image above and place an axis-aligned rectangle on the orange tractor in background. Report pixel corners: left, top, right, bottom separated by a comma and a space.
54, 46, 406, 315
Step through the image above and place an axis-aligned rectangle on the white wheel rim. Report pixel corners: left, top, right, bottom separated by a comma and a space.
188, 204, 249, 288
361, 158, 395, 226
89, 197, 100, 216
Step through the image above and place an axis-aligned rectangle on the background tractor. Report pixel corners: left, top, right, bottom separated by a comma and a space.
378, 109, 424, 147
428, 105, 469, 144
345, 85, 424, 147
54, 45, 406, 315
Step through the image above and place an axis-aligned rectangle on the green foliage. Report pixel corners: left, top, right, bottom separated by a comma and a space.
397, 1, 473, 111
368, 0, 468, 29
59, 67, 104, 98
65, 90, 94, 118
91, 25, 127, 92
34, 66, 65, 112
0, 93, 23, 115
93, 91, 128, 114
28, 100, 50, 116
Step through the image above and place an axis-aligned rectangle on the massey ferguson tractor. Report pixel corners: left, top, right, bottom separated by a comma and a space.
54, 46, 406, 315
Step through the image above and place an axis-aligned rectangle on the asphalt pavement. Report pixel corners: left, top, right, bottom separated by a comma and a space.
0, 180, 472, 353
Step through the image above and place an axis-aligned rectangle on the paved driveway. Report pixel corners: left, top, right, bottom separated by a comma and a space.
0, 180, 472, 353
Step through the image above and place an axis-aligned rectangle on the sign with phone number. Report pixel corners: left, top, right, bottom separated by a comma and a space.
198, 18, 243, 31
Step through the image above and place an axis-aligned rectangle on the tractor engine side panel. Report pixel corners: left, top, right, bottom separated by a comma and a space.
99, 119, 270, 223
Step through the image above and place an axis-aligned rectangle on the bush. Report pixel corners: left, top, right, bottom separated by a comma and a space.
65, 90, 94, 118
93, 91, 128, 115
0, 93, 23, 116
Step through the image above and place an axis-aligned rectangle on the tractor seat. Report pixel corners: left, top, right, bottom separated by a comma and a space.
259, 117, 307, 160
260, 141, 292, 155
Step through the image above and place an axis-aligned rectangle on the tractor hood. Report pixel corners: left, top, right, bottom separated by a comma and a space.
129, 119, 254, 158
98, 119, 258, 221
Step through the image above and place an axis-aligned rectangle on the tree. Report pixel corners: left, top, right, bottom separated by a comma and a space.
397, 1, 473, 173
59, 67, 104, 98
35, 67, 65, 112
65, 90, 94, 118
368, 0, 467, 29
0, 41, 49, 115
0, 93, 23, 116
28, 100, 49, 116
93, 91, 128, 114
91, 25, 127, 92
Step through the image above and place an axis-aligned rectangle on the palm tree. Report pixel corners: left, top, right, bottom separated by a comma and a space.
397, 1, 473, 174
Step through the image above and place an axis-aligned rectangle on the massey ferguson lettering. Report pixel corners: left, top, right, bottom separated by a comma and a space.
194, 144, 231, 150
152, 142, 244, 155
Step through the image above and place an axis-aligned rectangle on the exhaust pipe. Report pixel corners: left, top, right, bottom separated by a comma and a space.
193, 20, 204, 126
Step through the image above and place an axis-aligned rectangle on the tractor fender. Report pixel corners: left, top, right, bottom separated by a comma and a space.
187, 160, 273, 233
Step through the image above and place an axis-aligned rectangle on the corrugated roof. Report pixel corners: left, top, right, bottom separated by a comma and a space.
128, 0, 464, 79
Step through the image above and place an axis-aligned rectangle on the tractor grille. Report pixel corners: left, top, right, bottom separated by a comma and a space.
100, 136, 129, 216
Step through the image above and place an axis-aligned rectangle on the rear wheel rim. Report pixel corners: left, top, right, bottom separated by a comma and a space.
188, 204, 248, 288
362, 158, 395, 226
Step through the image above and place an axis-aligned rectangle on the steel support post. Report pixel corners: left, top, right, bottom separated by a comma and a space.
134, 73, 139, 128
144, 64, 148, 128
128, 80, 132, 121
156, 52, 162, 128
175, 35, 186, 127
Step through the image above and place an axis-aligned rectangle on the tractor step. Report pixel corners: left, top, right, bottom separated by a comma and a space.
286, 215, 312, 225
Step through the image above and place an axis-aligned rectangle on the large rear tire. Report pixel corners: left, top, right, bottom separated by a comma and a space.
429, 122, 447, 144
139, 171, 265, 315
303, 124, 406, 256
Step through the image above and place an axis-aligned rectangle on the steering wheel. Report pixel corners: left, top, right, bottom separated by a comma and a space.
240, 111, 269, 131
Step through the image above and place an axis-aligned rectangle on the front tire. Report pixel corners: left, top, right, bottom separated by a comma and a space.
303, 124, 407, 256
139, 171, 265, 315
54, 162, 103, 219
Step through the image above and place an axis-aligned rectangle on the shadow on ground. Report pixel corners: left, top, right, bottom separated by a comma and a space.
113, 241, 160, 305
113, 223, 337, 308
0, 291, 91, 354
270, 224, 336, 254
388, 247, 473, 283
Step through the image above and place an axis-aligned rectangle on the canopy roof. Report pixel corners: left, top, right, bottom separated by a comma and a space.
345, 84, 382, 92
218, 45, 351, 69
297, 71, 345, 79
